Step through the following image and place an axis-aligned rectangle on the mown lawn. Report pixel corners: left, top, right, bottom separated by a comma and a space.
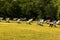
0, 21, 60, 40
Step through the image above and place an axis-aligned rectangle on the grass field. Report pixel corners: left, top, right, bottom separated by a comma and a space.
0, 21, 60, 40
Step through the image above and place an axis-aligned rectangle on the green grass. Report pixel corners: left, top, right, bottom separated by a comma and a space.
0, 21, 60, 40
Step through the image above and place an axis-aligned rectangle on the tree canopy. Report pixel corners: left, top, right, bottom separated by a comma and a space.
0, 0, 60, 20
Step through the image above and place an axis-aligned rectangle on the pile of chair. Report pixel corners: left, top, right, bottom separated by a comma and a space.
0, 17, 60, 27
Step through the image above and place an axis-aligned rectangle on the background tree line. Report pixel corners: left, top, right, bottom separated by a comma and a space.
0, 0, 60, 20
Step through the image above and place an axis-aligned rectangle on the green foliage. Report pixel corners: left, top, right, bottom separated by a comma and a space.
0, 0, 60, 19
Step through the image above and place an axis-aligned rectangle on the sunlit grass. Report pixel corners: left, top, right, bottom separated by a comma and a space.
0, 21, 60, 40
